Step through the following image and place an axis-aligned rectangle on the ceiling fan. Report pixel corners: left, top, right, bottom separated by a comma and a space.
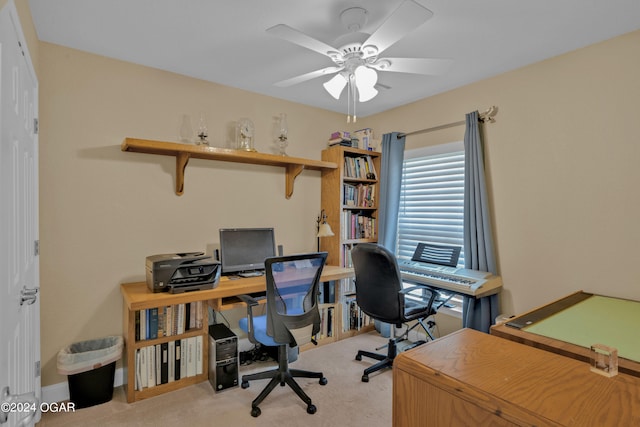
266, 0, 452, 120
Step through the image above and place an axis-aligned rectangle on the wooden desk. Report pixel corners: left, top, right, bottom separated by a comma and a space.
491, 291, 640, 377
121, 265, 354, 312
393, 328, 640, 427
120, 265, 354, 402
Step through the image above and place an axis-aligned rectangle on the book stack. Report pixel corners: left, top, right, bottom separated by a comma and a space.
315, 304, 336, 341
328, 131, 352, 147
341, 296, 372, 332
341, 211, 376, 240
134, 336, 203, 390
136, 301, 204, 340
343, 155, 377, 180
343, 183, 376, 208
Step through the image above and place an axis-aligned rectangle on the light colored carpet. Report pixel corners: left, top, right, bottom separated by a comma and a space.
37, 331, 394, 427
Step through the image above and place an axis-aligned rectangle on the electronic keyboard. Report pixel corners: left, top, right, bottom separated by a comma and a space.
398, 259, 502, 297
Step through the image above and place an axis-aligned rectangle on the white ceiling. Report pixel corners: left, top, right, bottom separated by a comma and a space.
28, 0, 640, 118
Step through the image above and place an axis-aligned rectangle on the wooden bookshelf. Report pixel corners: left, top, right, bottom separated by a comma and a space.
120, 266, 354, 402
121, 138, 337, 197
121, 283, 211, 403
320, 146, 381, 339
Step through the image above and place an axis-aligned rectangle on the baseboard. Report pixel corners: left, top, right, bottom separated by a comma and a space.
41, 367, 126, 404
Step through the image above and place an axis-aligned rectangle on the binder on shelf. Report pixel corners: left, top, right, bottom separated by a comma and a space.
175, 339, 182, 381
168, 340, 175, 383
160, 342, 169, 384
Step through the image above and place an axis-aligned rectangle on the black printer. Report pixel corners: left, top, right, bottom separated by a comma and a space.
146, 252, 220, 293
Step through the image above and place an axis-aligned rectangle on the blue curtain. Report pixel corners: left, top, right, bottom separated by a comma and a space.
462, 111, 499, 333
377, 132, 405, 251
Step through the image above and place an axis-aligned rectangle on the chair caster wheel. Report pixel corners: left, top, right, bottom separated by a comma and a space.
241, 381, 250, 389
319, 377, 328, 385
361, 374, 369, 382
307, 404, 317, 414
251, 406, 261, 417
355, 354, 362, 361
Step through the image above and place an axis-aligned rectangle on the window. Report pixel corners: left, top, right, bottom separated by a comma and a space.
396, 141, 465, 315
396, 141, 465, 267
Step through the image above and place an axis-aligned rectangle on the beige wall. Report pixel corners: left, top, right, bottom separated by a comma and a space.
37, 42, 343, 386
12, 0, 640, 387
359, 30, 640, 317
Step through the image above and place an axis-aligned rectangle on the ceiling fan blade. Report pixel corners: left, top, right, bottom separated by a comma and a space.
370, 58, 453, 75
362, 0, 433, 57
267, 24, 339, 58
274, 66, 344, 87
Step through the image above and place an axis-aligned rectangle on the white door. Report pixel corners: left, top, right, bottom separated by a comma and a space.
0, 1, 41, 426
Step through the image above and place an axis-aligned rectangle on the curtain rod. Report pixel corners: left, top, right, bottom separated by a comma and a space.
397, 106, 498, 139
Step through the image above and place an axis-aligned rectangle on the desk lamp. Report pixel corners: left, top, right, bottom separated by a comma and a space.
316, 209, 334, 251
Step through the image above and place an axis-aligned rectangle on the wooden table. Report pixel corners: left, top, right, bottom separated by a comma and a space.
393, 328, 640, 426
491, 291, 640, 377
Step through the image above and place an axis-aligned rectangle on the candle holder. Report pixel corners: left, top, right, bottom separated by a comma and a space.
277, 113, 289, 156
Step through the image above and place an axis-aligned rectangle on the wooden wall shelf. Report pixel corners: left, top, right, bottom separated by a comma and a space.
121, 138, 337, 198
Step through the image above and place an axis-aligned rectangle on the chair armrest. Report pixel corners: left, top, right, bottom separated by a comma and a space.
400, 285, 437, 306
237, 294, 260, 307
400, 284, 435, 296
237, 293, 266, 344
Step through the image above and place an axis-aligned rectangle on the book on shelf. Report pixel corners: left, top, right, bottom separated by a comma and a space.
180, 338, 187, 381
147, 346, 156, 387
135, 337, 203, 391
186, 336, 196, 378
316, 304, 335, 341
148, 308, 158, 339
196, 335, 203, 375
344, 155, 377, 180
174, 339, 182, 381
168, 340, 175, 383
341, 296, 371, 333
160, 342, 169, 385
137, 301, 203, 341
328, 130, 352, 147
320, 281, 335, 304
341, 211, 376, 240
343, 183, 376, 208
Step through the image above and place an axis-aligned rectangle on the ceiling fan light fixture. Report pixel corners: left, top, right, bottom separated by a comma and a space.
323, 73, 348, 99
354, 65, 378, 102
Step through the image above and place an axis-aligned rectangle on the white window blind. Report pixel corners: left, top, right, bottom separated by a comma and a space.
396, 142, 465, 267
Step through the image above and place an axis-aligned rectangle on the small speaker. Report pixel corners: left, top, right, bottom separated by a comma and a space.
277, 244, 283, 256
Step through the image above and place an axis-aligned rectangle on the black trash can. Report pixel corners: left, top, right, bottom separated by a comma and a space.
57, 336, 123, 408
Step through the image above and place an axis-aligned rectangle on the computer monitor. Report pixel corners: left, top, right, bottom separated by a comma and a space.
219, 228, 276, 276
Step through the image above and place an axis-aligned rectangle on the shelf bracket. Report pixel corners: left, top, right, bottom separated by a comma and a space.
285, 164, 304, 199
176, 152, 190, 196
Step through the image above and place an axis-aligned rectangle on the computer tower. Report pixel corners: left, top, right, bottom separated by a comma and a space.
208, 323, 239, 392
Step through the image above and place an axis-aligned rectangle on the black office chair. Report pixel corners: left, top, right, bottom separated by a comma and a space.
351, 243, 438, 382
238, 252, 328, 417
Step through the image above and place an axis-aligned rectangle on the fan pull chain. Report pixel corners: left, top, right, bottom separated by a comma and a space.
347, 76, 352, 123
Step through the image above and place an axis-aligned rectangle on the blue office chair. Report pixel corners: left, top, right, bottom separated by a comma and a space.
238, 252, 328, 417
